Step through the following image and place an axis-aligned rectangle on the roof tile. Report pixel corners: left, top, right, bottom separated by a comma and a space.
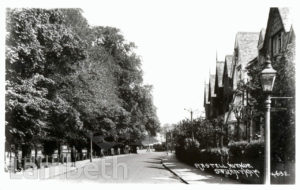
216, 61, 225, 87
235, 32, 259, 69
209, 74, 216, 98
205, 83, 210, 104
225, 55, 233, 78
278, 7, 293, 32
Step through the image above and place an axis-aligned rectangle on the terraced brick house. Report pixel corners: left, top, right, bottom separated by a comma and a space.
203, 7, 295, 152
204, 31, 260, 143
246, 7, 295, 183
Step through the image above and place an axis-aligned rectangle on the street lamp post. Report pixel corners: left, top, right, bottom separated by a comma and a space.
260, 55, 277, 185
184, 108, 195, 141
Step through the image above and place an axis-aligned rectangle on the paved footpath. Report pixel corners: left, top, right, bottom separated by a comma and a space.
161, 152, 240, 184
4, 155, 126, 180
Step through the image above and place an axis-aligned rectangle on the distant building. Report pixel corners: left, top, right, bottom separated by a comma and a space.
141, 134, 160, 146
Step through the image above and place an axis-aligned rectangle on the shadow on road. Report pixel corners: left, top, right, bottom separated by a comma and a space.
143, 161, 161, 164
146, 166, 167, 170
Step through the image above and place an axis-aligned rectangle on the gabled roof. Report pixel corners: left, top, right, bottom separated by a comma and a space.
278, 7, 293, 32
234, 32, 259, 68
205, 83, 210, 104
204, 82, 206, 106
287, 25, 295, 44
204, 82, 210, 105
224, 55, 233, 78
257, 28, 265, 50
203, 82, 208, 106
209, 74, 216, 98
224, 111, 237, 124
262, 8, 294, 52
216, 61, 225, 88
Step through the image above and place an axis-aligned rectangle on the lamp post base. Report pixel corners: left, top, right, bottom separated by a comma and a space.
264, 95, 271, 185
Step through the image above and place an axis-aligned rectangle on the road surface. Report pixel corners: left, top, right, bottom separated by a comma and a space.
51, 152, 182, 183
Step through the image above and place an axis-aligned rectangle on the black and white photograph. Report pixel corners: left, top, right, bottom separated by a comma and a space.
0, 0, 298, 188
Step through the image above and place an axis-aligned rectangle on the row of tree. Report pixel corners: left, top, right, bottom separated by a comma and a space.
5, 9, 160, 158
165, 117, 224, 151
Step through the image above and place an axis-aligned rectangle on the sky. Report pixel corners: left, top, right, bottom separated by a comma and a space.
81, 0, 271, 125
0, 0, 297, 126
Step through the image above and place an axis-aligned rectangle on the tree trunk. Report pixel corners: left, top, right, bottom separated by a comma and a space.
236, 119, 240, 141
21, 145, 27, 170
220, 125, 224, 148
15, 145, 20, 172
9, 149, 12, 171
225, 125, 229, 146
249, 118, 253, 142
214, 126, 217, 147
34, 145, 40, 169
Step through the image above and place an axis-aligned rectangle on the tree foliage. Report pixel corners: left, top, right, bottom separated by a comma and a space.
245, 39, 295, 162
5, 8, 160, 156
172, 117, 223, 149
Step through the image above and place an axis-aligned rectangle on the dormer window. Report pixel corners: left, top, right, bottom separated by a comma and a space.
272, 31, 283, 56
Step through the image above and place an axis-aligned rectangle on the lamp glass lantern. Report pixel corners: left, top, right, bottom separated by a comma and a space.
260, 58, 277, 93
